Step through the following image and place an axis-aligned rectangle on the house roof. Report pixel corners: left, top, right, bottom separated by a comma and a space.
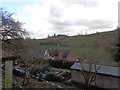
13, 66, 25, 73
61, 49, 70, 58
29, 49, 45, 58
48, 49, 70, 57
19, 49, 46, 59
70, 62, 120, 77
48, 49, 59, 56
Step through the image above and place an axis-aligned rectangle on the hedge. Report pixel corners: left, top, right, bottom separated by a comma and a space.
2, 56, 20, 61
48, 59, 74, 69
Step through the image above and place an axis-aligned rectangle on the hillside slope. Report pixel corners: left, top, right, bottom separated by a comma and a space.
39, 30, 118, 66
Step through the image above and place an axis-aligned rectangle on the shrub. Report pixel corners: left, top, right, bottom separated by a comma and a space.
64, 80, 72, 86
49, 59, 74, 69
63, 60, 74, 69
30, 67, 42, 76
45, 72, 61, 82
37, 72, 43, 81
2, 56, 20, 61
114, 52, 120, 62
38, 72, 43, 78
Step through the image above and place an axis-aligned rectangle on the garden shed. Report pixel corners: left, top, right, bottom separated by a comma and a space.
70, 62, 120, 88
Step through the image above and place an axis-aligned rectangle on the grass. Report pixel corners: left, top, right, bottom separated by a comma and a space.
62, 30, 118, 48
52, 67, 71, 72
41, 45, 71, 50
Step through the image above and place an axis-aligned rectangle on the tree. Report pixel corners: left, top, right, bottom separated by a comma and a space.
0, 8, 29, 88
78, 59, 101, 87
114, 27, 120, 62
77, 50, 101, 87
0, 8, 29, 41
0, 8, 30, 54
19, 39, 42, 64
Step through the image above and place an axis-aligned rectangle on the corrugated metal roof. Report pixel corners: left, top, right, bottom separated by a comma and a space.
70, 62, 120, 77
13, 66, 25, 73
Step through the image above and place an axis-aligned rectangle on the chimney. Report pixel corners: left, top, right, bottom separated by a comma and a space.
58, 49, 63, 59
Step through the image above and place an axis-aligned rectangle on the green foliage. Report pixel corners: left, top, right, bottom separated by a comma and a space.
45, 72, 61, 82
63, 60, 74, 69
52, 68, 70, 72
64, 80, 72, 86
38, 72, 43, 79
21, 78, 28, 87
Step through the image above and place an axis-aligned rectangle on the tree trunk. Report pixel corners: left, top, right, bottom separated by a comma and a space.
0, 67, 2, 89
0, 41, 2, 89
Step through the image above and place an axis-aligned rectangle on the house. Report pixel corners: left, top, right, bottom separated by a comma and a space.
20, 49, 77, 61
44, 50, 53, 59
70, 62, 120, 88
26, 49, 52, 60
44, 49, 77, 61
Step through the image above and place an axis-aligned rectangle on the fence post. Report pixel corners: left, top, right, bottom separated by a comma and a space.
5, 60, 13, 88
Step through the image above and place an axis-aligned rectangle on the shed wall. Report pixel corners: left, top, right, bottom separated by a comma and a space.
71, 70, 120, 88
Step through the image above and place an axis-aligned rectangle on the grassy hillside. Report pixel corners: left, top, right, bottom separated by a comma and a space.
39, 30, 118, 67
62, 30, 118, 48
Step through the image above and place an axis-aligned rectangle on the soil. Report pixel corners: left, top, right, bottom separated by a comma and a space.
13, 75, 78, 89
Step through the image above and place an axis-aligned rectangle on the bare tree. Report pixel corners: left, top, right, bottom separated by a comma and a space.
77, 50, 101, 87
78, 59, 101, 87
0, 8, 29, 88
0, 8, 29, 41
0, 8, 30, 55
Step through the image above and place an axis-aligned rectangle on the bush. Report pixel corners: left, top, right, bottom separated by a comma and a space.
30, 65, 48, 76
2, 56, 20, 61
63, 60, 74, 69
37, 72, 43, 81
64, 80, 72, 86
49, 59, 74, 69
114, 52, 120, 62
38, 72, 43, 78
45, 72, 61, 82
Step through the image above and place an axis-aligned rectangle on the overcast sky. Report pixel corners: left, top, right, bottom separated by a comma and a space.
0, 0, 119, 39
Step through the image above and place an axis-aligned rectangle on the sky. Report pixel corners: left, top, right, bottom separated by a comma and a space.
0, 0, 119, 39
